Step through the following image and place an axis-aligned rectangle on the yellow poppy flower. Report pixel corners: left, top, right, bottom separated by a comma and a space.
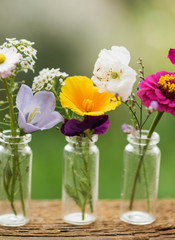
60, 76, 121, 116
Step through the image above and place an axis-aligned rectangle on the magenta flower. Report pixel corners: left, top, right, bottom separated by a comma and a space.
137, 71, 175, 116
167, 48, 175, 65
61, 115, 110, 136
16, 84, 64, 133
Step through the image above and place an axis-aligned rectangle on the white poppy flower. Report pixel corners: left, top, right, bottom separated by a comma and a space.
92, 46, 137, 102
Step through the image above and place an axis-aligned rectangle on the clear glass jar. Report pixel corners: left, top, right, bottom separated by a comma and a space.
62, 135, 99, 225
120, 130, 161, 225
0, 130, 32, 227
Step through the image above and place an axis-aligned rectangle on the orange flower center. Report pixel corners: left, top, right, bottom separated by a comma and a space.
158, 74, 175, 99
82, 99, 94, 112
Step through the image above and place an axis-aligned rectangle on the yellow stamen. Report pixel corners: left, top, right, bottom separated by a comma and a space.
0, 53, 6, 64
158, 74, 175, 94
27, 107, 41, 123
82, 99, 94, 112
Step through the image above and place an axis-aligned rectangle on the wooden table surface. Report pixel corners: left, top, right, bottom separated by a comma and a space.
0, 200, 175, 240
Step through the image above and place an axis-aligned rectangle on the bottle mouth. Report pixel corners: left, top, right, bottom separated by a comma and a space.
0, 130, 32, 145
66, 134, 98, 144
127, 130, 160, 146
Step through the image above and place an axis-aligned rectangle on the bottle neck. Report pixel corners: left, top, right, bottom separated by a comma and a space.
66, 134, 98, 146
127, 130, 160, 148
0, 130, 31, 147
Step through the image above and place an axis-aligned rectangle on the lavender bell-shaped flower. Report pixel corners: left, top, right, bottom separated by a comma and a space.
16, 84, 63, 133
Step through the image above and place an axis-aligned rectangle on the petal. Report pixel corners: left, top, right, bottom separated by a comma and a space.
60, 76, 121, 116
32, 91, 56, 112
167, 48, 175, 64
16, 84, 33, 111
86, 115, 110, 134
35, 111, 63, 129
18, 109, 40, 133
61, 118, 86, 136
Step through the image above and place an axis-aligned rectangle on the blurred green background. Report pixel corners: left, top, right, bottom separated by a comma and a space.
0, 0, 175, 200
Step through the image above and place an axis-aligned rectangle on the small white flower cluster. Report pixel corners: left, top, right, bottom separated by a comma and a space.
32, 68, 68, 93
2, 38, 37, 73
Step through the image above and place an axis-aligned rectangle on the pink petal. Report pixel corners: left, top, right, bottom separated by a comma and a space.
167, 48, 175, 65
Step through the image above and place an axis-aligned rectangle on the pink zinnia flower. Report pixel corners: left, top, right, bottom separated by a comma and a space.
137, 71, 175, 116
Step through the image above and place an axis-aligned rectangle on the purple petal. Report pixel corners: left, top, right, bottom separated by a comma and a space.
61, 115, 110, 136
18, 109, 40, 133
121, 123, 128, 132
32, 91, 56, 112
91, 115, 110, 134
61, 119, 86, 136
150, 100, 158, 110
16, 84, 33, 111
36, 111, 63, 129
167, 48, 175, 64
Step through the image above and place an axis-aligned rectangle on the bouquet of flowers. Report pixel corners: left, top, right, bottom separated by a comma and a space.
0, 38, 62, 221
32, 69, 122, 220
92, 45, 175, 222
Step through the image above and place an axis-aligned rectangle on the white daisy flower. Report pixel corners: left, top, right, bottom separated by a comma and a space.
0, 47, 21, 78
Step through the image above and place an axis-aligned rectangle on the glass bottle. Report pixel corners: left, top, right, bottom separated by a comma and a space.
62, 135, 99, 225
120, 130, 160, 225
0, 130, 32, 226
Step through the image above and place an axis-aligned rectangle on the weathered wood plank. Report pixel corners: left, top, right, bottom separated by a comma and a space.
0, 200, 174, 239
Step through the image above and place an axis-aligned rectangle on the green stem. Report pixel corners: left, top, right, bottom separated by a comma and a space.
142, 161, 150, 212
3, 79, 16, 136
52, 89, 70, 119
129, 111, 164, 210
82, 198, 87, 221
72, 164, 79, 202
3, 78, 26, 216
17, 158, 26, 216
86, 142, 93, 213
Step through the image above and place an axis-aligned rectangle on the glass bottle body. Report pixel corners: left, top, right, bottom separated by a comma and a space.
62, 135, 99, 225
120, 131, 160, 225
0, 130, 32, 227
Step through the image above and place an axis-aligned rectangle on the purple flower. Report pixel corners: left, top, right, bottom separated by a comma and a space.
150, 100, 158, 111
121, 123, 129, 133
167, 48, 175, 64
16, 84, 63, 133
61, 115, 110, 136
121, 123, 137, 136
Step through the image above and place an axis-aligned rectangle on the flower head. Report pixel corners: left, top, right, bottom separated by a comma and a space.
61, 115, 110, 136
0, 47, 21, 78
92, 46, 137, 101
2, 38, 37, 73
137, 71, 175, 116
32, 68, 68, 93
60, 76, 121, 116
167, 48, 175, 65
121, 123, 137, 136
16, 84, 63, 133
